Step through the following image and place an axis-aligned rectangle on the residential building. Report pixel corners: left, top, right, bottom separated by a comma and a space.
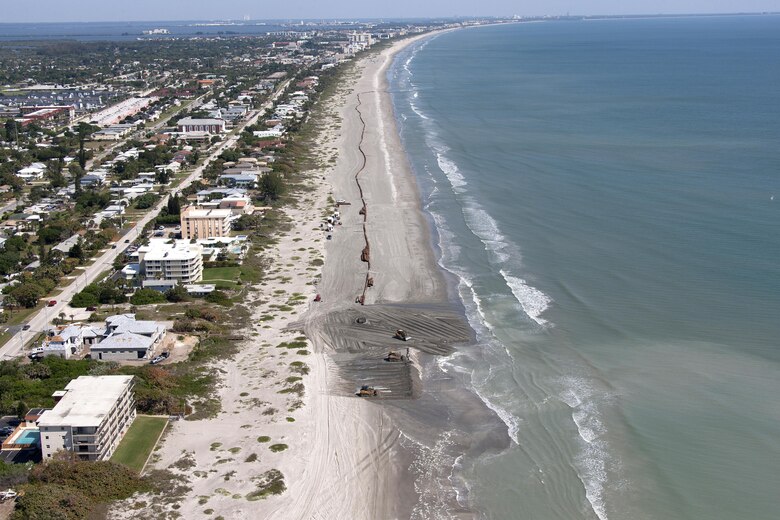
176, 117, 226, 134
41, 324, 103, 359
38, 375, 136, 461
184, 284, 216, 297
16, 162, 46, 183
218, 173, 257, 188
90, 332, 155, 361
137, 239, 204, 283
180, 206, 232, 239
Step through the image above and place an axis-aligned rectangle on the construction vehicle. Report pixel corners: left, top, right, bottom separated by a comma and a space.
357, 385, 378, 397
385, 350, 406, 362
394, 329, 410, 341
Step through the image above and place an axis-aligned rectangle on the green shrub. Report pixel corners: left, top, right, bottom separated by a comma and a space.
245, 469, 285, 501
130, 289, 167, 306
12, 483, 92, 520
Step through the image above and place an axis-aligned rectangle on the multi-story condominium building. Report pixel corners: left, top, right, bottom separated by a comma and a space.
137, 239, 204, 284
38, 375, 136, 461
180, 206, 233, 239
176, 117, 226, 134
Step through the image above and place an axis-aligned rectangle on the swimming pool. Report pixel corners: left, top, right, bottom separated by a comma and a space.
11, 429, 40, 445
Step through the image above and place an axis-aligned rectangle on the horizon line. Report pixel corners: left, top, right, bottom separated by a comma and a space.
1, 11, 779, 25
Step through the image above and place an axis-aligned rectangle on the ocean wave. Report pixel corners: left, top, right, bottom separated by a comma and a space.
559, 377, 613, 520
404, 430, 461, 520
409, 101, 430, 120
435, 150, 468, 192
461, 204, 512, 263
472, 380, 521, 444
500, 270, 552, 326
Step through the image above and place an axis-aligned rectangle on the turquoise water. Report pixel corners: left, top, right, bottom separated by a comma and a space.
390, 16, 780, 520
13, 429, 40, 445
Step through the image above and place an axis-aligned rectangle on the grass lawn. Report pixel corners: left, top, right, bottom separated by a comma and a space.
202, 266, 241, 283
111, 416, 168, 472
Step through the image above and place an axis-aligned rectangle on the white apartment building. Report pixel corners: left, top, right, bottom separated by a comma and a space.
38, 375, 136, 461
180, 206, 233, 239
177, 117, 226, 134
137, 239, 204, 283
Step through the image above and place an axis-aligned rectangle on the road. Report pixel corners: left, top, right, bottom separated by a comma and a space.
0, 80, 289, 360
0, 200, 19, 216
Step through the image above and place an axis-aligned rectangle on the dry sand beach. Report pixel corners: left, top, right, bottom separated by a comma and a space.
111, 31, 505, 520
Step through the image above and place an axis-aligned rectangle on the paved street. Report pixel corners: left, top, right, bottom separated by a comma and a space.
0, 81, 289, 360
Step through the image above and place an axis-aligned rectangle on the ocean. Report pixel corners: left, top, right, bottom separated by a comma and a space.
389, 16, 780, 520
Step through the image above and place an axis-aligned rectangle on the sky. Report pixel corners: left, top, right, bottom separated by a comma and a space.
2, 0, 779, 23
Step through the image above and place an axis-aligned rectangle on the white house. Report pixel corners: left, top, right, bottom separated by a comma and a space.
16, 163, 47, 183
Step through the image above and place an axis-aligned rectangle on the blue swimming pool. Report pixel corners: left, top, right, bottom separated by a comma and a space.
12, 429, 40, 445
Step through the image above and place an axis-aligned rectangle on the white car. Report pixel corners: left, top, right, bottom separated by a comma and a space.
0, 489, 17, 502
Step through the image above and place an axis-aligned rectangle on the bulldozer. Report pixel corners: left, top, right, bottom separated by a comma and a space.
394, 329, 410, 341
357, 385, 378, 397
384, 350, 406, 362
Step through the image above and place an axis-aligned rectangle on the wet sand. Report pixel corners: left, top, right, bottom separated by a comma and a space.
296, 33, 508, 518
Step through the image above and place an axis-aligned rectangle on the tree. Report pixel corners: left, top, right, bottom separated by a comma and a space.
164, 284, 188, 303
4, 119, 18, 144
15, 400, 27, 419
155, 169, 171, 184
166, 193, 181, 216
76, 122, 93, 170
260, 171, 285, 200
37, 238, 47, 265
11, 282, 45, 308
69, 162, 85, 196
46, 159, 66, 188
133, 193, 158, 210
130, 289, 167, 306
68, 238, 86, 262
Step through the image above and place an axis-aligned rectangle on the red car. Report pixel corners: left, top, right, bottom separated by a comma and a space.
47, 300, 57, 307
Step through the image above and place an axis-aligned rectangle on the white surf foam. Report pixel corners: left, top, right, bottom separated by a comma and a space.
435, 150, 468, 193
500, 270, 552, 326
373, 85, 398, 201
559, 377, 612, 520
472, 378, 521, 444
409, 100, 430, 120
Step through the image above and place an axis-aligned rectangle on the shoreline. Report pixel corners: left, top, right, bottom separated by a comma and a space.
108, 29, 507, 520
297, 29, 508, 518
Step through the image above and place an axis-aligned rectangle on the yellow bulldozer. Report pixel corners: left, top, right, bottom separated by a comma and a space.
394, 329, 410, 341
357, 385, 378, 397
385, 350, 407, 362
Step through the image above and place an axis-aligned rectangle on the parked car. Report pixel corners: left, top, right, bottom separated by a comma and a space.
47, 300, 56, 307
150, 351, 170, 365
125, 239, 131, 243
86, 306, 97, 312
0, 489, 18, 502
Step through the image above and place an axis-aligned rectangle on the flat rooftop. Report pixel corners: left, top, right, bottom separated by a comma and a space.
182, 207, 232, 219
38, 375, 133, 428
